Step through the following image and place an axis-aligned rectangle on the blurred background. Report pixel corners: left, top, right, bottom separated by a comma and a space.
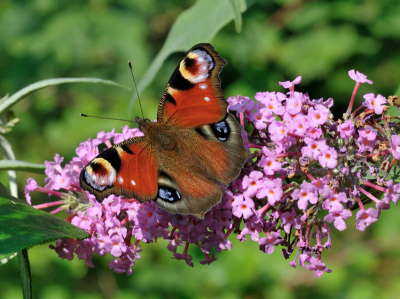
1, 0, 400, 298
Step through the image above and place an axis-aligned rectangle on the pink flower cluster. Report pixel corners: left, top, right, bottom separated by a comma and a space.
25, 70, 400, 277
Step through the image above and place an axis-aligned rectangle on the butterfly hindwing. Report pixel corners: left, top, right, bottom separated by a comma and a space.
151, 114, 249, 218
155, 162, 226, 219
157, 44, 228, 128
190, 114, 249, 185
80, 137, 158, 202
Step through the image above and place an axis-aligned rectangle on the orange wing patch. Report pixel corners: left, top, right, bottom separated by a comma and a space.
164, 78, 225, 128
112, 143, 158, 201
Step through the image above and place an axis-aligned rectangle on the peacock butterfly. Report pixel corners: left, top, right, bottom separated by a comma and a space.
79, 43, 249, 219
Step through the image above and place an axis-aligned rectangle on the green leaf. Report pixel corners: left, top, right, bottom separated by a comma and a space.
388, 105, 400, 118
0, 192, 90, 255
363, 164, 400, 182
395, 85, 400, 97
386, 165, 400, 182
18, 249, 32, 299
229, 0, 243, 33
0, 78, 130, 117
0, 160, 45, 174
130, 0, 248, 113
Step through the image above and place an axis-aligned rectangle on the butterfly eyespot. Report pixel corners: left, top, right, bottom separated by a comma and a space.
158, 186, 182, 203
211, 120, 230, 141
84, 161, 117, 192
179, 49, 214, 84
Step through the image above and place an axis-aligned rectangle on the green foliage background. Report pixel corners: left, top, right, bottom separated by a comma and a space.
1, 0, 400, 298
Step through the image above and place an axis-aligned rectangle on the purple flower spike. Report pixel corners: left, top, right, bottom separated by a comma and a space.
25, 67, 398, 277
348, 70, 373, 84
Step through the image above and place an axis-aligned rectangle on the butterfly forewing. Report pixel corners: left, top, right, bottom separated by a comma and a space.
80, 137, 158, 202
157, 44, 228, 128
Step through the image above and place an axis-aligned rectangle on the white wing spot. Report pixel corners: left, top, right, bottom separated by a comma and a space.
131, 180, 136, 186
198, 57, 204, 62
204, 97, 210, 102
118, 176, 124, 184
200, 83, 207, 90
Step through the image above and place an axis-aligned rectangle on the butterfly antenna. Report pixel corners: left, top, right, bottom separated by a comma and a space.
128, 61, 145, 119
80, 114, 137, 123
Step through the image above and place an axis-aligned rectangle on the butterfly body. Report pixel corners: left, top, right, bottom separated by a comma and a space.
80, 44, 249, 218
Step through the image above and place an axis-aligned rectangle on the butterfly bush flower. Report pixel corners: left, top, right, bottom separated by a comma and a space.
348, 70, 373, 84
26, 69, 400, 278
337, 120, 355, 139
